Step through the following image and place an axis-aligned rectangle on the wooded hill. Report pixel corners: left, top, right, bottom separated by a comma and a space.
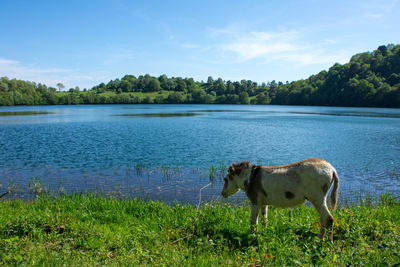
1, 44, 399, 107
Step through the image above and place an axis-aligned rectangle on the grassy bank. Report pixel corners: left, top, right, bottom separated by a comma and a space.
1, 194, 399, 266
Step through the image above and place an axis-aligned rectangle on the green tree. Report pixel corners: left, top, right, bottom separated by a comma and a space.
158, 74, 169, 90
175, 78, 187, 92
191, 89, 208, 103
256, 92, 271, 105
0, 81, 8, 92
57, 83, 65, 92
166, 92, 185, 103
207, 76, 214, 85
148, 78, 161, 92
238, 91, 249, 104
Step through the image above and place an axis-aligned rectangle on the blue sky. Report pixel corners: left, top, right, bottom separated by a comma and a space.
0, 0, 399, 89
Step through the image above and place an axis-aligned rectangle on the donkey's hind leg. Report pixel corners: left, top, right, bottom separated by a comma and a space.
260, 205, 268, 225
310, 196, 334, 241
250, 203, 260, 226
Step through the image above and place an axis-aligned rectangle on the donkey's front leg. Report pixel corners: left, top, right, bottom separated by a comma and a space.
250, 203, 260, 226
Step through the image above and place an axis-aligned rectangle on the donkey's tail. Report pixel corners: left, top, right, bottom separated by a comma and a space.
330, 170, 340, 212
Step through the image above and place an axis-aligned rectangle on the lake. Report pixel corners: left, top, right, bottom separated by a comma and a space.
1, 104, 400, 205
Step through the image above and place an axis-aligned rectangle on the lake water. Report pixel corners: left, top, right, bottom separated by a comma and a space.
1, 104, 400, 205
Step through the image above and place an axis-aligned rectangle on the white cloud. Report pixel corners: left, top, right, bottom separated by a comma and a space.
341, 12, 386, 25
361, 0, 399, 13
363, 13, 384, 19
179, 43, 199, 49
274, 52, 349, 66
222, 31, 303, 62
0, 58, 69, 75
0, 57, 106, 89
206, 27, 350, 66
341, 0, 399, 25
102, 49, 138, 66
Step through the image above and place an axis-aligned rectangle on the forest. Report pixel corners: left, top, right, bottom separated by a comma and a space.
1, 44, 399, 107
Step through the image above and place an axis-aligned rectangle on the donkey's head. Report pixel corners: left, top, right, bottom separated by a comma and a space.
221, 161, 253, 198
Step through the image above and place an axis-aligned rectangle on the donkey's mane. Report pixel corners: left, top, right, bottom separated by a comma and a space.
229, 161, 253, 176
232, 161, 252, 168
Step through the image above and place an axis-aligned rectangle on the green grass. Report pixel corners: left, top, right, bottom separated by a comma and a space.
1, 194, 399, 266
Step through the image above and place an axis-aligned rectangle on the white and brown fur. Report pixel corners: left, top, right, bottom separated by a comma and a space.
221, 158, 339, 241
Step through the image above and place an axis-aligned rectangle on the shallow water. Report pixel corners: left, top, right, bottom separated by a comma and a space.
0, 104, 399, 204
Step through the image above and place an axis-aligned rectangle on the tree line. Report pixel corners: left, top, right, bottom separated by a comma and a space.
1, 44, 399, 107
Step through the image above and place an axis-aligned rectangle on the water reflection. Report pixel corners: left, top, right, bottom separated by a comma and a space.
114, 112, 201, 117
283, 110, 400, 118
0, 111, 54, 116
188, 109, 251, 113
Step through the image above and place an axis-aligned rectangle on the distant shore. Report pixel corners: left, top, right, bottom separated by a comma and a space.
2, 44, 400, 108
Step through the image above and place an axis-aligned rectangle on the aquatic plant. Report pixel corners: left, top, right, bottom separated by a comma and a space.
28, 176, 49, 196
7, 178, 18, 196
135, 160, 146, 176
217, 162, 228, 180
209, 162, 228, 182
209, 165, 216, 181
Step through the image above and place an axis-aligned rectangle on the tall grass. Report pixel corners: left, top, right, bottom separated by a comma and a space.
134, 160, 146, 176
209, 162, 228, 182
1, 193, 399, 266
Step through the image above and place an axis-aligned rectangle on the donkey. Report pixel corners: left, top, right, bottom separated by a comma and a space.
221, 158, 339, 241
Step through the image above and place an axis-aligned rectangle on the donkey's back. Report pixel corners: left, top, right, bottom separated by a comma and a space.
258, 158, 338, 209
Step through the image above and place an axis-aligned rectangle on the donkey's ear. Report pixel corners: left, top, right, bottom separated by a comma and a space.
232, 162, 241, 168
245, 161, 253, 168
228, 165, 235, 173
